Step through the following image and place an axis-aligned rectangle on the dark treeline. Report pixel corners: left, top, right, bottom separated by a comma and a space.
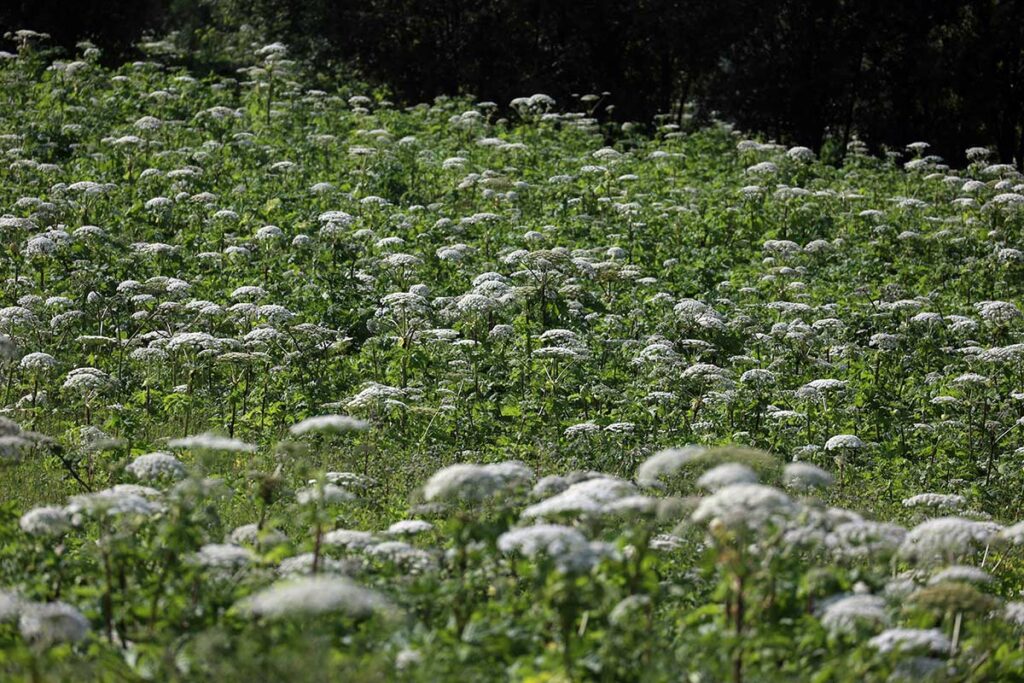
2, 0, 1023, 166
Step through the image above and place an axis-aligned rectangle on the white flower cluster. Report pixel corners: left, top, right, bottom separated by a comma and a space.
692, 483, 798, 533
867, 628, 950, 655
636, 446, 706, 486
289, 414, 369, 436
125, 452, 186, 482
168, 432, 256, 452
820, 594, 889, 635
423, 461, 533, 503
498, 524, 605, 573
899, 517, 1000, 565
18, 601, 90, 646
522, 477, 635, 519
238, 576, 395, 620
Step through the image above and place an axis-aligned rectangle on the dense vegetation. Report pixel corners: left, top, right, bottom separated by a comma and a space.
3, 0, 1024, 167
3, 35, 1024, 680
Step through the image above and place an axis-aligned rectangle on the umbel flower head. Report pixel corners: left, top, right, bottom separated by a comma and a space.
422, 461, 533, 503
902, 493, 965, 512
19, 506, 70, 537
819, 594, 889, 635
827, 521, 907, 561
1004, 602, 1024, 629
19, 351, 57, 371
783, 462, 833, 491
126, 452, 186, 482
692, 483, 798, 533
521, 477, 636, 519
324, 529, 379, 550
0, 591, 23, 623
61, 367, 110, 393
899, 517, 999, 565
696, 463, 758, 491
19, 602, 90, 646
868, 628, 951, 655
928, 564, 991, 585
824, 434, 865, 451
277, 553, 353, 577
237, 576, 396, 620
0, 418, 54, 464
168, 432, 256, 453
66, 486, 163, 520
366, 541, 436, 574
289, 414, 369, 436
635, 445, 706, 486
997, 520, 1024, 545
498, 524, 604, 573
295, 482, 355, 505
190, 543, 256, 570
387, 519, 433, 536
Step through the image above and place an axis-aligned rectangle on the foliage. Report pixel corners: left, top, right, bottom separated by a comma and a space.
1, 37, 1024, 681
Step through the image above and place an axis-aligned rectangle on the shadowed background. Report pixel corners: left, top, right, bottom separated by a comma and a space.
2, 0, 1022, 167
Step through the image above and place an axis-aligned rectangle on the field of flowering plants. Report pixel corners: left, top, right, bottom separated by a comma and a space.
5, 34, 1024, 681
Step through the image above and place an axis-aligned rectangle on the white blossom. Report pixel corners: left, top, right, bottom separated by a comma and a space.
238, 577, 395, 619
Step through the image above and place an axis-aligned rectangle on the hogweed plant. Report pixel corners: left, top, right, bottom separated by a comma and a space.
2, 31, 1024, 681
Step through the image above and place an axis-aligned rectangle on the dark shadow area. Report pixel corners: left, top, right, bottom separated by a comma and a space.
2, 0, 1022, 166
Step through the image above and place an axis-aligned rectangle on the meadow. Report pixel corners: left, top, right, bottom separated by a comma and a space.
2, 34, 1024, 681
